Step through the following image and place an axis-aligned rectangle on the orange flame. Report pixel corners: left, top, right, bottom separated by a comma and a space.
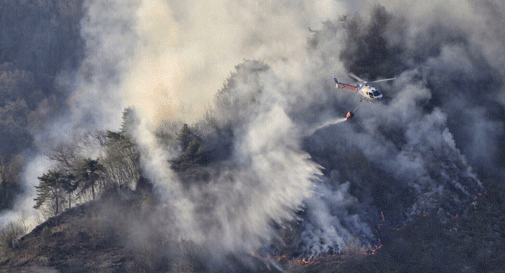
299, 258, 311, 265
369, 239, 383, 255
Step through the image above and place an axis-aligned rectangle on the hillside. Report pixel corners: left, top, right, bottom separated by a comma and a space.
1, 177, 504, 272
0, 188, 278, 273
1, 1, 505, 273
1, 193, 138, 272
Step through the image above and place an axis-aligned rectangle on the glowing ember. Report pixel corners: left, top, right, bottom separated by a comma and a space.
369, 240, 383, 255
299, 258, 311, 265
392, 223, 408, 231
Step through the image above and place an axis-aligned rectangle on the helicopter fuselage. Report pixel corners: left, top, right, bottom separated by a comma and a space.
333, 74, 394, 120
335, 80, 383, 101
357, 84, 383, 100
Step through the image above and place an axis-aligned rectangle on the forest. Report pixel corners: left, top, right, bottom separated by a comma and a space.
1, 1, 505, 272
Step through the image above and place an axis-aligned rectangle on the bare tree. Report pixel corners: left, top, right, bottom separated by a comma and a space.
46, 142, 80, 171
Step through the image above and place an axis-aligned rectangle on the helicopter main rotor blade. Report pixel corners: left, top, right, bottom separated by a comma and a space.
348, 72, 366, 83
370, 77, 397, 83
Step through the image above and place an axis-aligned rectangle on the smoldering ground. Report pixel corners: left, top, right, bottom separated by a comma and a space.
294, 1, 503, 257
141, 0, 499, 261
2, 0, 504, 270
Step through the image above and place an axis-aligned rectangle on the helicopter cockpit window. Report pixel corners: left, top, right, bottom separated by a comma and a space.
373, 90, 381, 96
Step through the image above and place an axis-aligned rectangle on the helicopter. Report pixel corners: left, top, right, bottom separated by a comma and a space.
333, 73, 396, 119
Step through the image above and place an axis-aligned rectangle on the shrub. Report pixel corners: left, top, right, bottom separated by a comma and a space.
0, 221, 27, 251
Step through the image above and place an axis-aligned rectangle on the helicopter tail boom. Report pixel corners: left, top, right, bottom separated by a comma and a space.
334, 77, 359, 92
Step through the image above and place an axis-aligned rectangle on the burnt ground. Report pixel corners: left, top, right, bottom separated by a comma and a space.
0, 200, 138, 272
278, 177, 505, 273
1, 177, 505, 273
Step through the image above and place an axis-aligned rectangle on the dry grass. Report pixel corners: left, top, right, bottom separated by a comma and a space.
0, 220, 27, 252
340, 237, 371, 260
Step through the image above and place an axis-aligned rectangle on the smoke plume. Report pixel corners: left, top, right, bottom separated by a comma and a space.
3, 0, 504, 267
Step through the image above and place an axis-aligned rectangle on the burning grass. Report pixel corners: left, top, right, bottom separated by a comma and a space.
278, 177, 505, 273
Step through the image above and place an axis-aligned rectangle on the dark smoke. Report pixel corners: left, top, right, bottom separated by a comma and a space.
1, 0, 504, 269
289, 2, 503, 257
0, 0, 85, 223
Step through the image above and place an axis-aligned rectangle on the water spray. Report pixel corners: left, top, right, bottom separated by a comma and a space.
308, 118, 347, 135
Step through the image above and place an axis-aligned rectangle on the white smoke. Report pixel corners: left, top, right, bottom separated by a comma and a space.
120, 0, 347, 123
3, 0, 503, 266
1, 0, 140, 230
300, 179, 374, 258
0, 155, 51, 229
131, 63, 323, 255
100, 0, 338, 256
